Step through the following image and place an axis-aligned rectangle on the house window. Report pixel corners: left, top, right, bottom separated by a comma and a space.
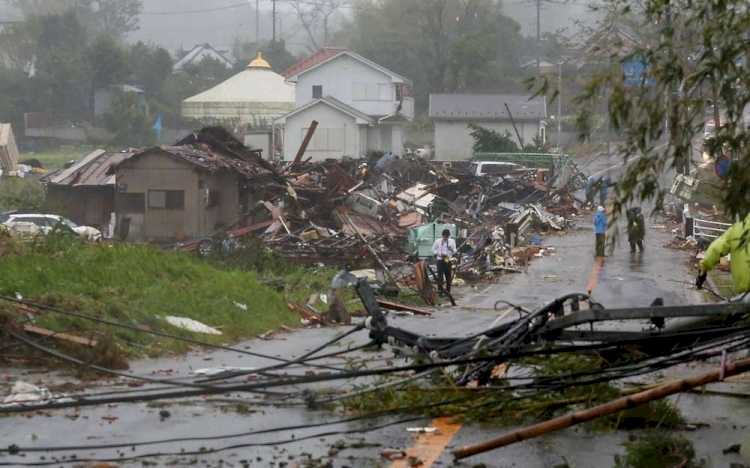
117, 193, 145, 213
303, 128, 344, 151
206, 190, 221, 208
148, 190, 185, 210
312, 85, 323, 99
353, 83, 391, 101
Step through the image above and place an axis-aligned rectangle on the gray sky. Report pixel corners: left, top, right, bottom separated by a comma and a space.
128, 0, 602, 56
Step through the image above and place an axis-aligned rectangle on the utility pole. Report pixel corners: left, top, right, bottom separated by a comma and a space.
255, 0, 259, 43
557, 62, 562, 148
536, 0, 541, 69
272, 0, 277, 42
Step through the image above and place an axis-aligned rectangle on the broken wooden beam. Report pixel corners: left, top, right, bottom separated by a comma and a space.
23, 325, 98, 348
287, 302, 329, 325
376, 299, 432, 316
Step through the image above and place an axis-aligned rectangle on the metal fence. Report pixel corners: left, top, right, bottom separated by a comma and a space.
682, 204, 732, 241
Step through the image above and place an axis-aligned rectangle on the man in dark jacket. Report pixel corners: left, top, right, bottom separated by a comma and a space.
626, 206, 645, 252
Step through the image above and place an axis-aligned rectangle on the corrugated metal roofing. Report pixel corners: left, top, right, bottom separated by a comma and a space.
117, 145, 273, 178
429, 94, 547, 120
46, 150, 137, 187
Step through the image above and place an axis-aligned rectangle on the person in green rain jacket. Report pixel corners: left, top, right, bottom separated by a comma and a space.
696, 214, 750, 293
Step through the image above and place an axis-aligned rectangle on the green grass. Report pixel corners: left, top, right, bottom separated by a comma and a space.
0, 237, 347, 361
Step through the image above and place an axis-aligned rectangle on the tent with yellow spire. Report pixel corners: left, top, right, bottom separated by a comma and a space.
181, 53, 295, 128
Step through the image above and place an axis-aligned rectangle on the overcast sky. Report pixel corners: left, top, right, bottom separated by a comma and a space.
128, 0, 602, 56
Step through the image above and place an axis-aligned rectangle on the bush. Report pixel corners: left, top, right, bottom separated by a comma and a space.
614, 431, 707, 468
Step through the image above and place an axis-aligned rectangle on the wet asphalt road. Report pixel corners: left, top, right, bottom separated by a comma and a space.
2, 150, 750, 468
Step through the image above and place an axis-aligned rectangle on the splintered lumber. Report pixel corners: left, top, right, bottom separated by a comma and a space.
22, 325, 98, 348
453, 356, 750, 460
376, 299, 432, 316
287, 302, 328, 325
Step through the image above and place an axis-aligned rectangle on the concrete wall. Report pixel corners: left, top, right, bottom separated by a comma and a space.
282, 102, 361, 161
434, 120, 542, 161
296, 54, 399, 117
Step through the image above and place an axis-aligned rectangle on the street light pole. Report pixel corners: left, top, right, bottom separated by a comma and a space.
557, 62, 562, 148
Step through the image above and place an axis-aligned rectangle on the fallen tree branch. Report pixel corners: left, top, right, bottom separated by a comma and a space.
453, 356, 750, 460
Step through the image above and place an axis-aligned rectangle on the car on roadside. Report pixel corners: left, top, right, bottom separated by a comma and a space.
467, 161, 527, 177
1, 213, 102, 241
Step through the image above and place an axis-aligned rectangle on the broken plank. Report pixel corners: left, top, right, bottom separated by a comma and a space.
376, 299, 432, 316
23, 325, 97, 347
287, 302, 329, 325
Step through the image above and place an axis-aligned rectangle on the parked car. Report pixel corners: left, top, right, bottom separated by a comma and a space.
467, 161, 527, 177
2, 214, 102, 241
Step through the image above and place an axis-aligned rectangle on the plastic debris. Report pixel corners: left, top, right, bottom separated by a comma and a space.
3, 381, 52, 406
164, 316, 222, 335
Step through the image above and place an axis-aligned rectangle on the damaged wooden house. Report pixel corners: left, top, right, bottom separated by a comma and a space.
109, 127, 281, 242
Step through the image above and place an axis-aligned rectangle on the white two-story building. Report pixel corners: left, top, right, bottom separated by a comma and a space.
274, 48, 413, 161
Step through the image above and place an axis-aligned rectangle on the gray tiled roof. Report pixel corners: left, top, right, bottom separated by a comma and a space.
429, 94, 546, 120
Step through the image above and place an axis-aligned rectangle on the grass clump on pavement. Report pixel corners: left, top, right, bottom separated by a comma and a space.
614, 431, 707, 468
0, 236, 314, 362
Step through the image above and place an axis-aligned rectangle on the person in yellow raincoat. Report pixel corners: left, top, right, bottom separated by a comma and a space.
696, 214, 750, 293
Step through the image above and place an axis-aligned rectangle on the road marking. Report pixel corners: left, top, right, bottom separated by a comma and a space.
391, 416, 463, 468
587, 256, 604, 295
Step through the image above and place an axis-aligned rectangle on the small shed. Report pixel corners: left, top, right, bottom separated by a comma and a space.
43, 149, 137, 233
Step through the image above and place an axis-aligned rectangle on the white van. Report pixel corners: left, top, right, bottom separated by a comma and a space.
468, 161, 526, 177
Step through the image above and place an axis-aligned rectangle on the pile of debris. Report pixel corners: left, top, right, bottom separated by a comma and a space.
182, 151, 583, 298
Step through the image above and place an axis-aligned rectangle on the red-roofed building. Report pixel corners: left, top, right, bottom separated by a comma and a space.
275, 48, 414, 161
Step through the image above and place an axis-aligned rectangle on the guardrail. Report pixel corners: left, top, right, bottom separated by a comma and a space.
682, 204, 732, 241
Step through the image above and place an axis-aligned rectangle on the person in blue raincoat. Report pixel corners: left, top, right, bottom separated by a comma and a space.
594, 205, 608, 257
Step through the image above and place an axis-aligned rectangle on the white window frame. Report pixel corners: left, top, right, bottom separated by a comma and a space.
303, 127, 344, 151
353, 83, 392, 101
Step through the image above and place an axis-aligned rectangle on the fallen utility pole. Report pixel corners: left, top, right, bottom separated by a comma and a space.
453, 355, 750, 460
292, 120, 318, 169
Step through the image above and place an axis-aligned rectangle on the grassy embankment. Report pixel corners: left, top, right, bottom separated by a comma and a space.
0, 236, 348, 364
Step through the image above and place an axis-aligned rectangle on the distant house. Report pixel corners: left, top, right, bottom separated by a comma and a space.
173, 44, 235, 73
43, 149, 138, 234
275, 48, 413, 161
92, 84, 146, 116
110, 127, 277, 242
429, 93, 547, 161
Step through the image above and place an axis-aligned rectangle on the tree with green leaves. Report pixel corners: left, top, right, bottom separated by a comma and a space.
231, 39, 298, 73
87, 34, 129, 89
129, 42, 173, 95
572, 0, 750, 220
11, 0, 143, 36
337, 0, 525, 109
102, 90, 155, 147
468, 123, 519, 152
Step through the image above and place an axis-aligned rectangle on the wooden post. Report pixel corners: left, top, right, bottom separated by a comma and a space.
292, 120, 318, 169
453, 356, 750, 460
342, 213, 396, 285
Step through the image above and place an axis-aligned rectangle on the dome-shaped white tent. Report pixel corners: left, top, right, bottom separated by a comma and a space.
181, 53, 295, 127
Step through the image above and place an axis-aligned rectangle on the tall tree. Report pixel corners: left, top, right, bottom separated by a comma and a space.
231, 38, 298, 73
575, 0, 749, 219
129, 41, 173, 95
337, 0, 524, 110
11, 0, 143, 36
284, 0, 341, 49
87, 34, 129, 88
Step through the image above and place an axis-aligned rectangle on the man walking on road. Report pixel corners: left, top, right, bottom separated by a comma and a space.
432, 229, 456, 296
696, 214, 750, 293
626, 206, 645, 253
594, 206, 608, 258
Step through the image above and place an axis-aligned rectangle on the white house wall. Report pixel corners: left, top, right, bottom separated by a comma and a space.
282, 102, 361, 161
296, 55, 398, 117
434, 120, 542, 161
